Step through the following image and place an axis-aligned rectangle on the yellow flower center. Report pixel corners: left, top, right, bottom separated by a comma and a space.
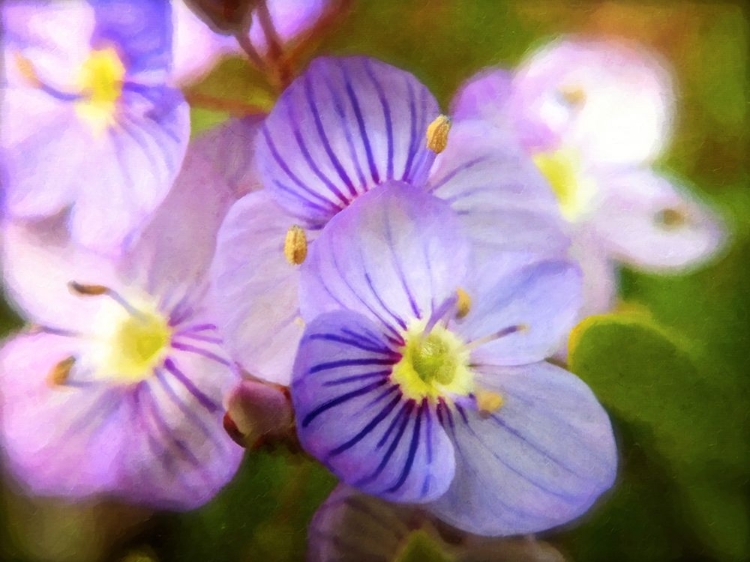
532, 148, 596, 222
74, 47, 126, 133
391, 320, 473, 401
90, 295, 172, 384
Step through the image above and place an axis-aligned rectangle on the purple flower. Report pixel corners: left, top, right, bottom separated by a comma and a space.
291, 185, 617, 536
453, 37, 726, 315
0, 134, 244, 509
211, 56, 566, 385
1, 0, 190, 254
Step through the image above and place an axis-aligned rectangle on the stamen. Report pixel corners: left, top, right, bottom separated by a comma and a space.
466, 324, 528, 350
47, 356, 76, 386
456, 288, 471, 319
424, 292, 459, 334
559, 85, 586, 107
655, 207, 688, 230
68, 281, 146, 320
475, 389, 504, 418
426, 115, 452, 154
284, 225, 308, 265
14, 52, 42, 87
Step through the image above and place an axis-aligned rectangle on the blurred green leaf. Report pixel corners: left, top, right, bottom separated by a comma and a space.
569, 314, 750, 560
396, 530, 453, 562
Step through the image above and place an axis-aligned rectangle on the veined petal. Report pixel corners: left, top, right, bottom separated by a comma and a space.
458, 259, 582, 366
90, 0, 173, 84
428, 362, 617, 536
210, 190, 308, 385
0, 333, 128, 498
427, 119, 569, 256
588, 168, 726, 271
451, 68, 513, 124
119, 341, 241, 509
257, 56, 439, 226
510, 37, 674, 164
300, 183, 470, 333
68, 85, 190, 254
192, 117, 264, 197
293, 311, 455, 503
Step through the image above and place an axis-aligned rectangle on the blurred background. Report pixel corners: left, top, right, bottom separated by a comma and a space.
1, 1, 748, 560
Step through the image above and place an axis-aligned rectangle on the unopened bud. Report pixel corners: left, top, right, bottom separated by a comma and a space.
224, 379, 294, 448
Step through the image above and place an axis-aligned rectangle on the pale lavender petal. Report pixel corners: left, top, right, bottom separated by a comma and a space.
257, 56, 439, 226
428, 362, 617, 536
588, 168, 726, 272
0, 333, 129, 498
458, 260, 582, 366
68, 86, 190, 254
210, 190, 308, 385
510, 37, 675, 163
427, 119, 569, 256
571, 231, 618, 318
293, 311, 455, 503
451, 68, 513, 124
192, 116, 264, 197
300, 183, 470, 333
0, 218, 119, 331
118, 342, 242, 509
248, 0, 330, 52
121, 143, 236, 294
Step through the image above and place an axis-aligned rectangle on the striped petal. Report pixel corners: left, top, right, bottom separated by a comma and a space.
68, 85, 190, 254
0, 333, 129, 498
210, 190, 309, 385
428, 362, 617, 536
458, 259, 582, 366
300, 183, 470, 334
427, 119, 569, 257
293, 311, 455, 503
257, 56, 439, 226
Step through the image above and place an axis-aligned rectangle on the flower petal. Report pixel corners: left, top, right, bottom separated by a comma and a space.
248, 0, 330, 52
1, 218, 119, 330
428, 362, 617, 536
300, 183, 470, 333
119, 342, 242, 509
510, 37, 674, 163
450, 68, 513, 124
68, 86, 190, 254
192, 116, 264, 197
293, 311, 455, 503
210, 190, 307, 385
589, 168, 726, 271
256, 56, 439, 226
0, 333, 128, 498
427, 119, 569, 256
459, 260, 582, 366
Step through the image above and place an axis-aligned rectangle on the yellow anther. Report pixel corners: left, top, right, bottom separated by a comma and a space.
655, 207, 688, 230
48, 356, 76, 386
293, 316, 306, 328
14, 52, 42, 87
559, 85, 587, 107
284, 225, 308, 265
456, 288, 471, 319
426, 114, 452, 154
476, 389, 504, 418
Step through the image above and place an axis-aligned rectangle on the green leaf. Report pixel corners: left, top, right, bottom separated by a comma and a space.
569, 314, 750, 560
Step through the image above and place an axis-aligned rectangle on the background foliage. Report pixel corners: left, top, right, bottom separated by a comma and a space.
1, 1, 748, 560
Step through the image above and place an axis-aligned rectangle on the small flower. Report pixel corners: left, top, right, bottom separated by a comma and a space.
453, 37, 726, 315
1, 0, 190, 253
211, 56, 566, 385
291, 185, 617, 536
0, 137, 243, 508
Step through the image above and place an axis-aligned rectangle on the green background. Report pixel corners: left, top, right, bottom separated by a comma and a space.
1, 1, 748, 560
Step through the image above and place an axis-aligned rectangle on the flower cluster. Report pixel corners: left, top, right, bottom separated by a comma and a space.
0, 0, 725, 551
